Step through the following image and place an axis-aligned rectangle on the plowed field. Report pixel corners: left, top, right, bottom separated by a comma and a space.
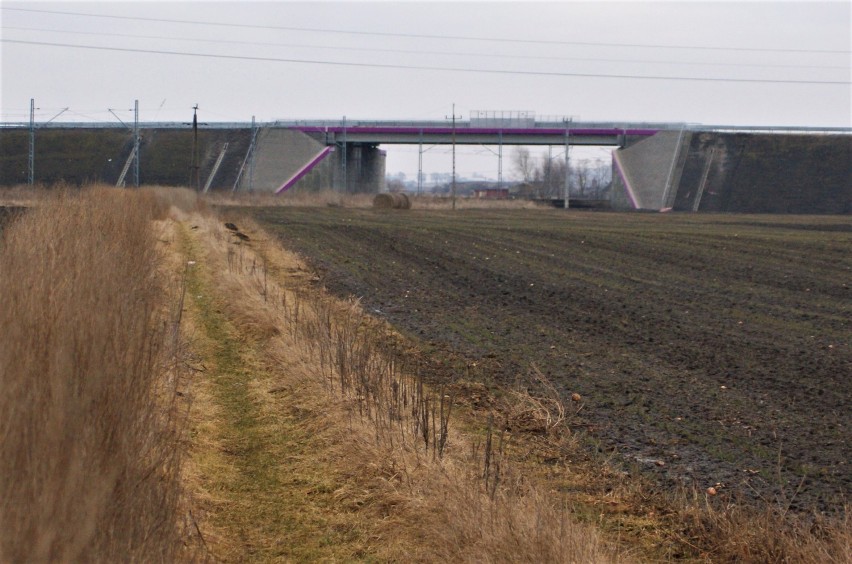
245, 207, 850, 513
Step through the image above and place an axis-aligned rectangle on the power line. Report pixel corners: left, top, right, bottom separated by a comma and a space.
4, 25, 848, 72
3, 5, 849, 55
3, 39, 849, 85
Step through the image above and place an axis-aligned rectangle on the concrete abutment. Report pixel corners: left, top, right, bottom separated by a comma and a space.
611, 131, 850, 214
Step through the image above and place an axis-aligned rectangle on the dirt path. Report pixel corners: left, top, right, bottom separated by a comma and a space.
174, 218, 380, 561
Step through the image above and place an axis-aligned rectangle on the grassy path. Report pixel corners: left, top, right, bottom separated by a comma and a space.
176, 221, 375, 562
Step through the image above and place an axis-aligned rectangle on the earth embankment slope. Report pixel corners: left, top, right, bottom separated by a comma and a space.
246, 206, 851, 513
677, 134, 852, 214
0, 128, 252, 188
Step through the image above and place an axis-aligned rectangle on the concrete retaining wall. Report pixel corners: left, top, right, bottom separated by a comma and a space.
612, 131, 851, 214
241, 128, 332, 192
611, 131, 687, 210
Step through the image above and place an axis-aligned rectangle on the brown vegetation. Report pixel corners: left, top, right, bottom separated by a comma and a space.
0, 187, 195, 561
204, 188, 543, 210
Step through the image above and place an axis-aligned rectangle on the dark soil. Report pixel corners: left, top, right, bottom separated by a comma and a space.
243, 207, 850, 514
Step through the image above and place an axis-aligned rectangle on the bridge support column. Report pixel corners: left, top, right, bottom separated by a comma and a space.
334, 142, 386, 193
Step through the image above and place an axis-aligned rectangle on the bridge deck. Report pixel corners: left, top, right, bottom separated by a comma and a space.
294, 125, 659, 146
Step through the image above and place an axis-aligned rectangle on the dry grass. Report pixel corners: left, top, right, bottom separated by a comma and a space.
0, 183, 62, 207
0, 186, 197, 562
205, 188, 375, 208
410, 194, 547, 210
181, 213, 620, 561
672, 493, 851, 562
203, 188, 549, 211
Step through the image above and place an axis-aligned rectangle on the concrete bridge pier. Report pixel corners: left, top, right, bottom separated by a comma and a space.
335, 142, 386, 193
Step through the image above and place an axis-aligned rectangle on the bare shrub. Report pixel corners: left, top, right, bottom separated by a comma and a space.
0, 187, 187, 562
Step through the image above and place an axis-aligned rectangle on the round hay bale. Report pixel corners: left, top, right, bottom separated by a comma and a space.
373, 192, 410, 210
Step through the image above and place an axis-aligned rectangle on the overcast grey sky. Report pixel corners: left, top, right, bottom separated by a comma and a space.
1, 1, 850, 178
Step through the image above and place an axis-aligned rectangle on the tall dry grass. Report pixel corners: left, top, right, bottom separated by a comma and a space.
675, 494, 851, 563
0, 187, 192, 562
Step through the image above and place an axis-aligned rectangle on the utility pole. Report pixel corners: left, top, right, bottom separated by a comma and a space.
28, 98, 35, 185
189, 104, 200, 191
133, 99, 140, 187
248, 115, 257, 192
498, 130, 503, 190
547, 145, 553, 197
111, 101, 141, 188
563, 118, 571, 209
445, 104, 462, 210
27, 100, 67, 186
341, 115, 348, 193
417, 129, 423, 195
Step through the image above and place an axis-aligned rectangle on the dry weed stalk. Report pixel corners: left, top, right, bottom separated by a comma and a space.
501, 363, 581, 436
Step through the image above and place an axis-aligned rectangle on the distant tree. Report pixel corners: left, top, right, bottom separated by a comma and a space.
513, 147, 534, 184
386, 172, 407, 192
386, 177, 405, 192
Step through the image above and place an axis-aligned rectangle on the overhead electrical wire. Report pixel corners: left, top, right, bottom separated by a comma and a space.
2, 39, 848, 86
3, 5, 849, 55
3, 25, 848, 72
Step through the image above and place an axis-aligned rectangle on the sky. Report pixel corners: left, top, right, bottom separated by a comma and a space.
1, 0, 850, 179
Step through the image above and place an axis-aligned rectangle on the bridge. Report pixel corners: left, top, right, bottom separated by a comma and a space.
285, 120, 664, 146
262, 119, 670, 195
